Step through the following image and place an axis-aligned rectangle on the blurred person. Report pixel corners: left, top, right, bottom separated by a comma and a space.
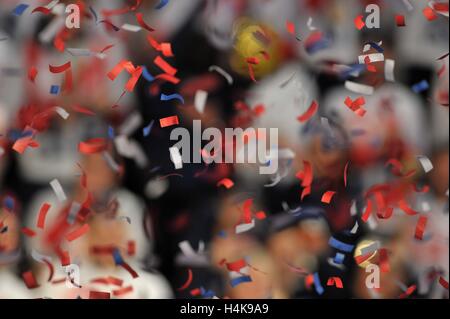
13, 0, 136, 188
24, 151, 172, 298
0, 206, 31, 299
266, 216, 330, 298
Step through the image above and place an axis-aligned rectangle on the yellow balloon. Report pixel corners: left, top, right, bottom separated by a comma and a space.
354, 239, 378, 269
230, 18, 283, 80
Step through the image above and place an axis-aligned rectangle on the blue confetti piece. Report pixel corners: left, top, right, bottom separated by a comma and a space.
340, 64, 367, 80
112, 249, 124, 265
412, 80, 429, 93
12, 4, 29, 16
155, 0, 170, 10
230, 276, 252, 288
8, 129, 33, 142
143, 120, 155, 137
50, 85, 60, 95
313, 272, 324, 295
365, 41, 384, 53
217, 230, 227, 238
3, 196, 14, 211
200, 287, 215, 298
329, 237, 354, 253
161, 93, 185, 104
334, 252, 346, 264
142, 66, 155, 82
108, 126, 115, 139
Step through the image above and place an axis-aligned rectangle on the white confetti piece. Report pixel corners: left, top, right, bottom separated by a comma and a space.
119, 112, 143, 136
194, 90, 208, 114
402, 0, 414, 11
169, 146, 183, 170
417, 156, 434, 173
235, 220, 255, 234
361, 241, 380, 256
358, 53, 385, 64
67, 48, 92, 57
55, 106, 70, 120
67, 202, 81, 225
350, 201, 358, 216
121, 24, 142, 32
350, 221, 359, 234
363, 41, 382, 53
50, 179, 67, 202
209, 65, 233, 85
307, 17, 317, 31
385, 59, 396, 82
345, 81, 374, 95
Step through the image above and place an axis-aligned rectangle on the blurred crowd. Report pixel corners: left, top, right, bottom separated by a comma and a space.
0, 0, 448, 299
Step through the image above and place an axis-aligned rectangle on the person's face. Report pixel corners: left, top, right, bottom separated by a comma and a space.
87, 213, 127, 267
430, 151, 449, 197
0, 211, 20, 256
81, 154, 117, 197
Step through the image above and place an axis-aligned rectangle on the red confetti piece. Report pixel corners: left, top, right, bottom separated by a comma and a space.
286, 20, 295, 35
255, 211, 267, 220
344, 162, 350, 187
107, 60, 143, 93
127, 240, 136, 256
147, 36, 174, 58
414, 216, 428, 240
54, 34, 65, 53
396, 15, 406, 27
22, 271, 39, 289
154, 56, 177, 76
49, 61, 71, 74
120, 262, 139, 279
136, 13, 155, 32
243, 199, 254, 224
21, 227, 36, 237
65, 224, 90, 242
177, 268, 193, 291
112, 286, 133, 297
247, 63, 257, 83
159, 116, 179, 128
399, 285, 416, 299
354, 15, 365, 30
301, 186, 311, 201
12, 136, 39, 154
327, 277, 344, 288
89, 291, 111, 299
361, 199, 373, 223
439, 277, 449, 290
37, 203, 51, 229
100, 44, 115, 54
49, 61, 72, 91
345, 96, 367, 117
423, 7, 438, 21
155, 73, 180, 85
32, 6, 51, 15
226, 259, 247, 272
72, 105, 96, 116
28, 67, 38, 83
297, 100, 319, 123
43, 259, 55, 282
78, 138, 108, 154
217, 178, 234, 189
321, 191, 337, 204
91, 276, 124, 287
296, 160, 313, 187
398, 199, 419, 216
379, 248, 390, 273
